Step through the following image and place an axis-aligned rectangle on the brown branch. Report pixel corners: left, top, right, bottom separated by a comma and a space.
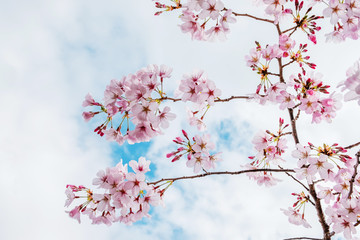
288, 108, 300, 144
275, 23, 282, 36
284, 237, 322, 240
295, 109, 301, 121
309, 184, 331, 240
345, 141, 360, 150
288, 27, 298, 37
278, 166, 310, 192
158, 95, 250, 103
159, 97, 182, 102
227, 9, 274, 24
282, 26, 297, 34
276, 32, 331, 239
268, 71, 280, 77
348, 151, 360, 199
283, 59, 296, 68
214, 95, 250, 102
149, 168, 295, 185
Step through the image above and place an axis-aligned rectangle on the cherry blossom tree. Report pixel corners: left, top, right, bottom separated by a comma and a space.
65, 0, 360, 239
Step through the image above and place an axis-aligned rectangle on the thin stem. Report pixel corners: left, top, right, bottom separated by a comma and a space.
149, 168, 295, 185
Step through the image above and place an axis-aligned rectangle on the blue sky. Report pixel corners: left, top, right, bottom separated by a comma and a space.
1, 1, 360, 240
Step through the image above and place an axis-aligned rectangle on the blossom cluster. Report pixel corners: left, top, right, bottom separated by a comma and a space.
246, 36, 342, 124
289, 72, 342, 123
82, 64, 176, 145
154, 0, 236, 41
245, 35, 315, 95
177, 70, 222, 130
245, 41, 283, 95
256, 0, 322, 42
259, 0, 292, 24
281, 192, 312, 228
340, 59, 360, 105
321, 0, 360, 42
167, 129, 222, 173
65, 158, 163, 225
244, 118, 288, 187
292, 143, 360, 239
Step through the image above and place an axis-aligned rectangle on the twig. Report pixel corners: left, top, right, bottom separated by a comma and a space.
278, 166, 310, 192
158, 95, 250, 103
149, 168, 295, 185
345, 141, 360, 150
347, 151, 360, 199
226, 9, 274, 24
283, 59, 296, 68
215, 95, 250, 102
309, 184, 331, 240
268, 71, 280, 77
295, 109, 301, 121
288, 27, 298, 37
288, 108, 300, 144
284, 237, 322, 240
282, 26, 297, 34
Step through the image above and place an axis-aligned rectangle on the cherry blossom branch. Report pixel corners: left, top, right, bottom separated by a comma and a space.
214, 95, 250, 102
268, 71, 280, 77
149, 168, 295, 185
158, 95, 250, 102
288, 27, 298, 37
282, 59, 296, 68
347, 151, 360, 199
278, 166, 311, 193
283, 237, 322, 240
309, 184, 331, 240
276, 23, 330, 239
344, 141, 360, 149
223, 8, 274, 24
288, 108, 300, 144
282, 26, 297, 34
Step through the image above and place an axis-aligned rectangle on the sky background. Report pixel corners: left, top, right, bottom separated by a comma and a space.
1, 0, 360, 239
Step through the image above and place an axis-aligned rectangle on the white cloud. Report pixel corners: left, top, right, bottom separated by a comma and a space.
1, 1, 359, 240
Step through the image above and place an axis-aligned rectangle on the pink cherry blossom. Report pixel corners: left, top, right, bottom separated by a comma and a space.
129, 157, 151, 174
64, 187, 76, 207
323, 0, 347, 25
308, 154, 334, 180
198, 0, 224, 20
67, 206, 81, 223
281, 207, 311, 228
340, 59, 360, 105
82, 93, 100, 107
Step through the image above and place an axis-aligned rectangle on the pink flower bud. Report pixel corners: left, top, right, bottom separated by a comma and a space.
182, 129, 189, 139
171, 155, 180, 162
